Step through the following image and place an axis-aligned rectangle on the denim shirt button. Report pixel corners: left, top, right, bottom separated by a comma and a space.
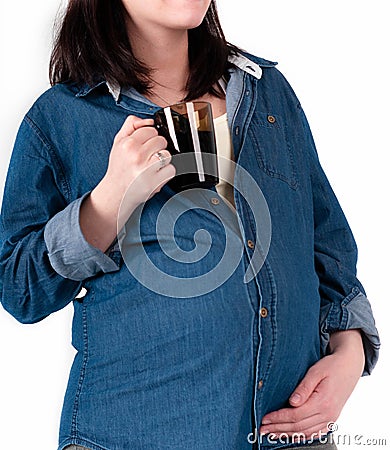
211, 197, 220, 205
257, 379, 263, 389
260, 307, 268, 318
247, 239, 255, 249
267, 115, 276, 124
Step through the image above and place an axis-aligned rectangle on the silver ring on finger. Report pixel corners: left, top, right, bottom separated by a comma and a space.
154, 151, 168, 169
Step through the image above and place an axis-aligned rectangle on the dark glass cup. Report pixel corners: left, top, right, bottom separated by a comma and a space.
154, 101, 219, 191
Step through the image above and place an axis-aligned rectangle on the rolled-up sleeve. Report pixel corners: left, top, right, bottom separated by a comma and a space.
300, 108, 380, 376
320, 287, 380, 375
44, 192, 119, 281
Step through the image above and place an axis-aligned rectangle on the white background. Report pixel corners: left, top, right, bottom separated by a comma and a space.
0, 1, 389, 449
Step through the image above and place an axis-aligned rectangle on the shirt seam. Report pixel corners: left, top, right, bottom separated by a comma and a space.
71, 300, 90, 436
24, 115, 72, 203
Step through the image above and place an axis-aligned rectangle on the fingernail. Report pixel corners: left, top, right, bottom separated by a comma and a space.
290, 393, 301, 403
262, 419, 272, 425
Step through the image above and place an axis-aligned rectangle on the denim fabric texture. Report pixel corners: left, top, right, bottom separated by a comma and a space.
64, 446, 91, 450
0, 53, 380, 450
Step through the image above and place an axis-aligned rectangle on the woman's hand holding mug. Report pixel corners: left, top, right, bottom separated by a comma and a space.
79, 115, 176, 252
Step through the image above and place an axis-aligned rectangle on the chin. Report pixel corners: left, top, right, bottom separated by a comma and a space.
167, 3, 210, 29
181, 20, 205, 30
173, 15, 207, 30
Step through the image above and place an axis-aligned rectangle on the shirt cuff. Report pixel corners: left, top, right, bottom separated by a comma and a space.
320, 287, 380, 376
44, 192, 120, 281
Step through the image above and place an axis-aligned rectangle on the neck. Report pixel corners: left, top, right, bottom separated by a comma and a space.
126, 20, 190, 94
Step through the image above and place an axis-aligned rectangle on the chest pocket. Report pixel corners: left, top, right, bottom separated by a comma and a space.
247, 112, 299, 190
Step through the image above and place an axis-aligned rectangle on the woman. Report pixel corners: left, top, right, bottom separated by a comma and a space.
0, 1, 380, 449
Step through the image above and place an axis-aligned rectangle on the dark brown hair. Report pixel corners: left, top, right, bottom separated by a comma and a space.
50, 0, 238, 100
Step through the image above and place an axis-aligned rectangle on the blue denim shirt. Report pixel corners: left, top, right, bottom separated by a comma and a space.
0, 53, 380, 450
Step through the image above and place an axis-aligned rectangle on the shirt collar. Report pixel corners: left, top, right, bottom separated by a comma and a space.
228, 53, 263, 79
74, 52, 277, 100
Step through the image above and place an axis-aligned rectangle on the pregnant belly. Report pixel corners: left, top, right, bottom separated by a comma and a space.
68, 265, 256, 449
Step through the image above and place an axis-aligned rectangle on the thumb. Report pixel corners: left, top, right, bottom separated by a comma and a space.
289, 366, 324, 407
